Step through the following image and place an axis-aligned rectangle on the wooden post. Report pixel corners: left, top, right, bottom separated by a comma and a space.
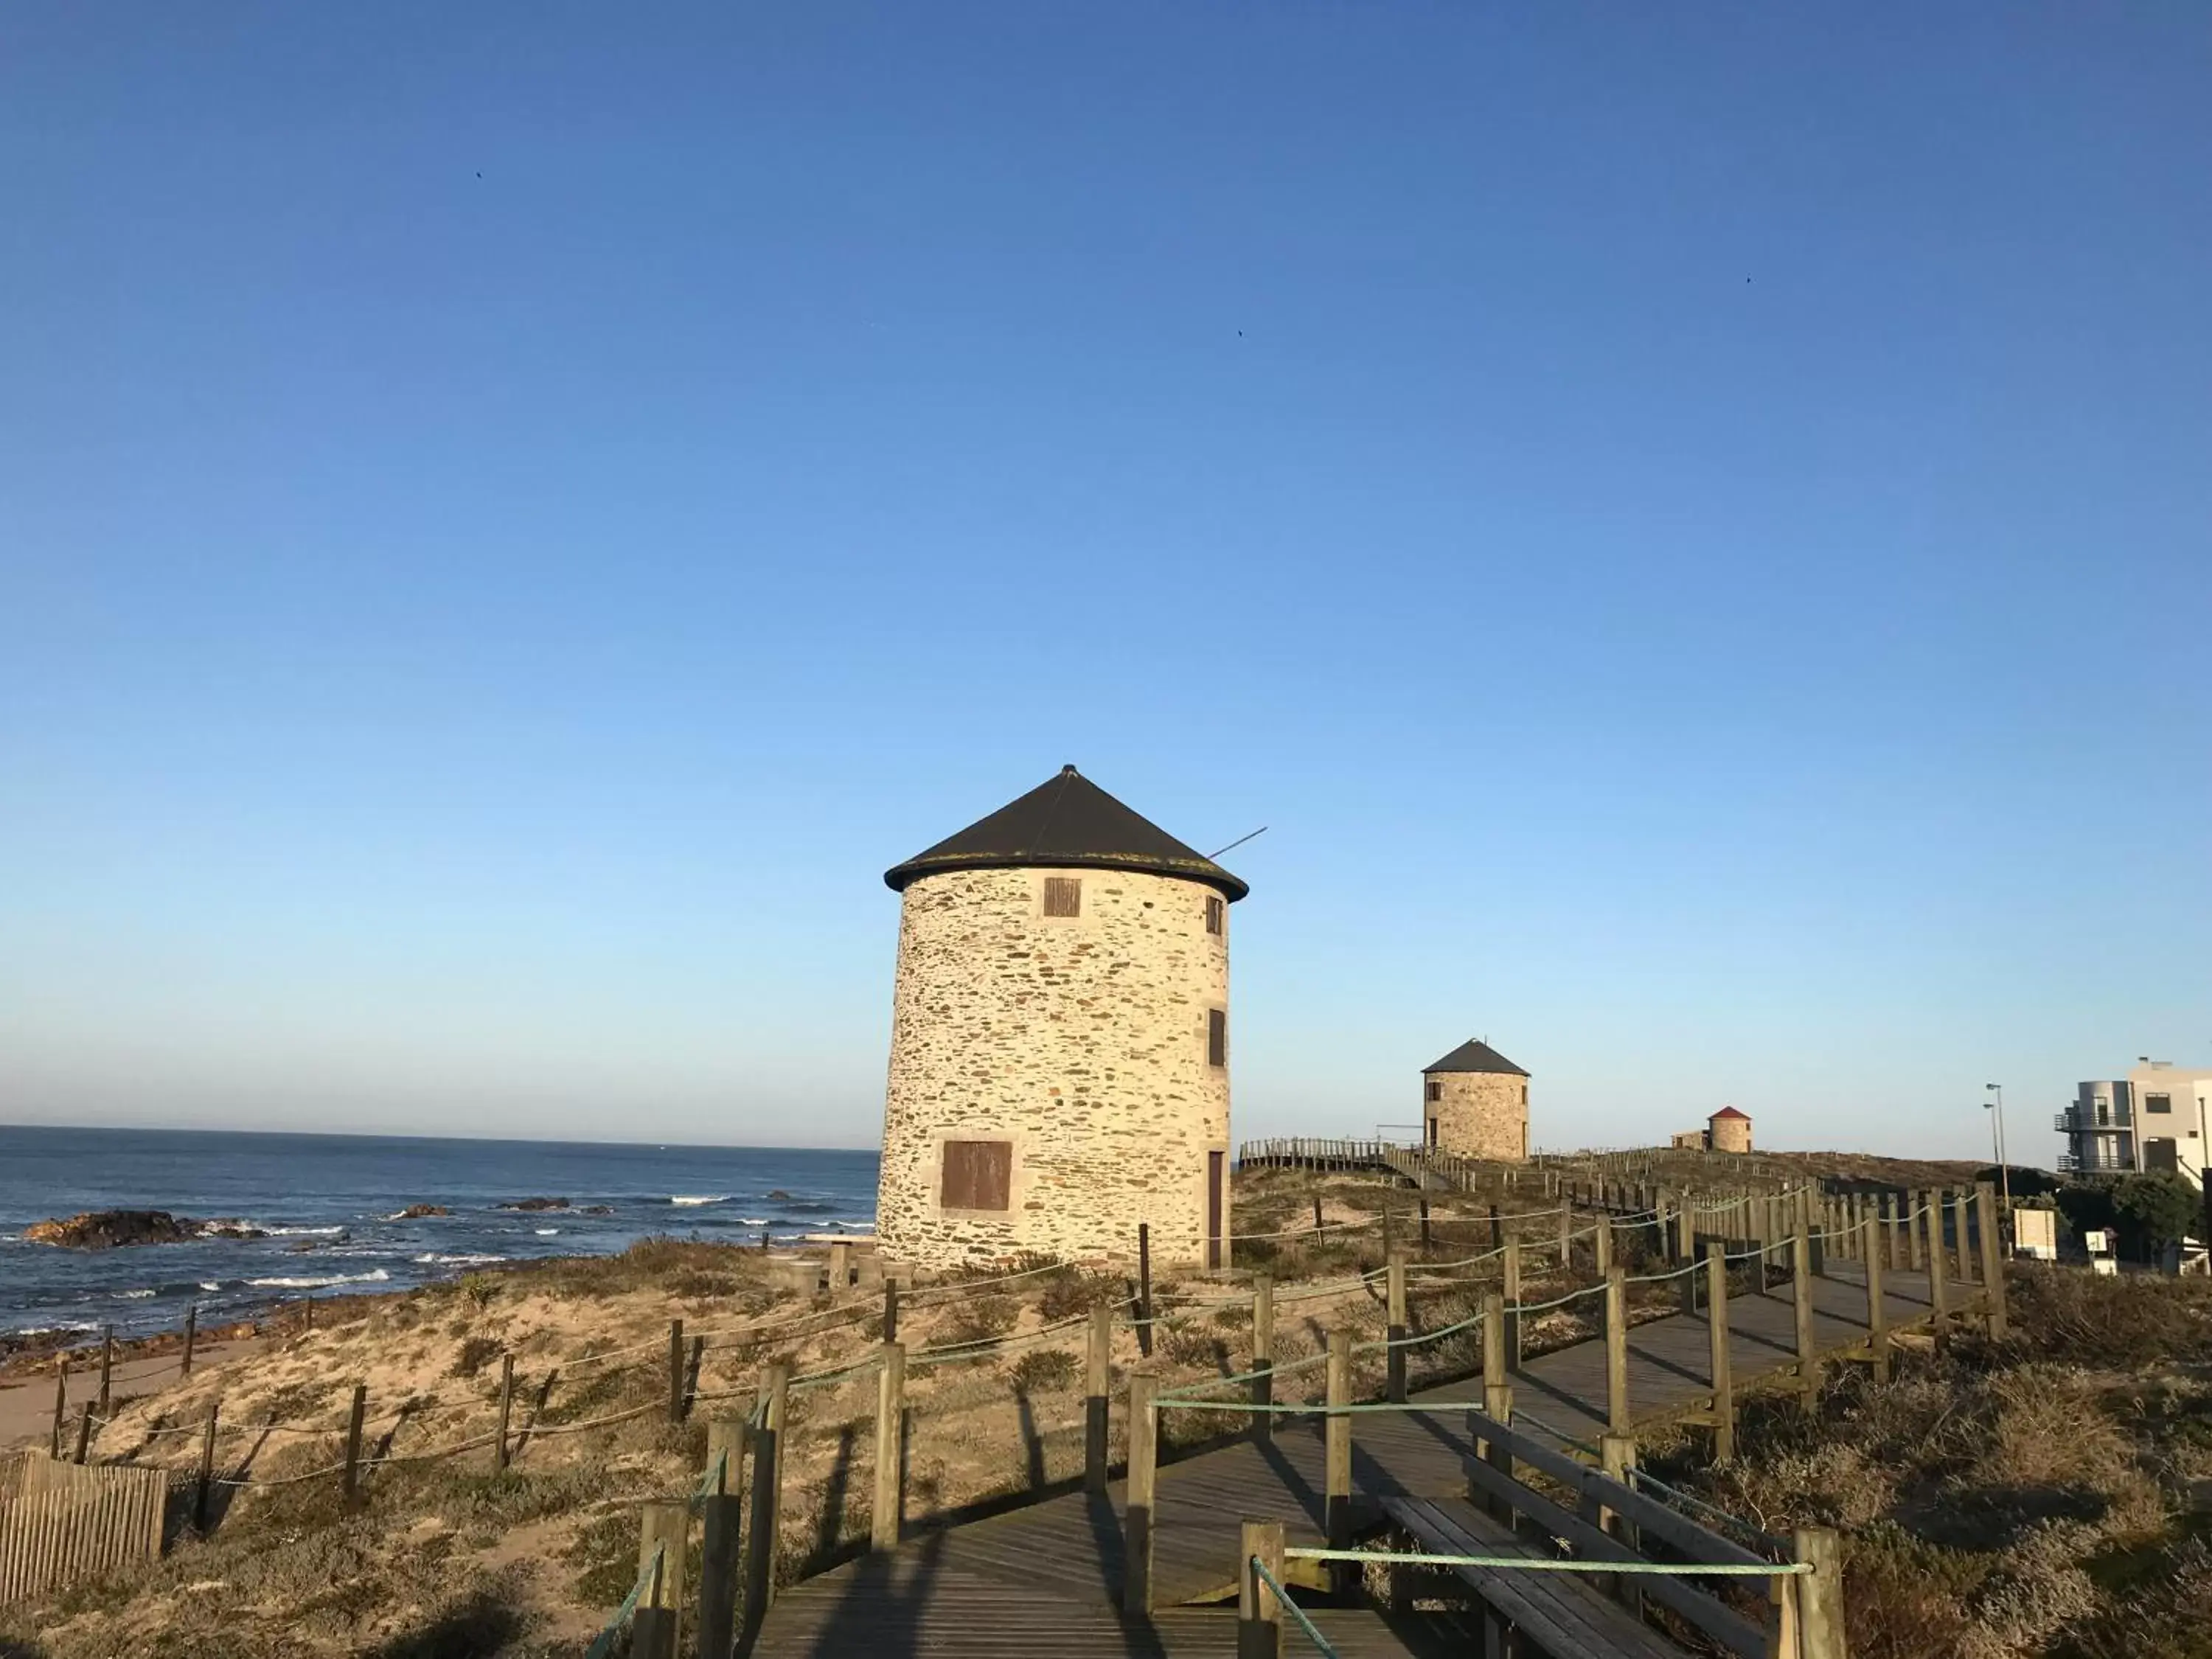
1792, 1227, 1818, 1412
827, 1239, 851, 1296
49, 1357, 66, 1460
1976, 1181, 2008, 1338
1557, 1206, 1573, 1270
1239, 1517, 1286, 1659
182, 1305, 198, 1380
494, 1354, 515, 1471
1908, 1190, 1926, 1270
1604, 1267, 1630, 1433
1124, 1371, 1158, 1614
72, 1402, 93, 1464
667, 1319, 686, 1425
1382, 1204, 1395, 1262
1926, 1194, 1950, 1336
1705, 1242, 1733, 1462
1481, 1291, 1507, 1387
882, 1279, 900, 1344
1325, 1329, 1353, 1596
1419, 1197, 1432, 1252
1085, 1304, 1114, 1489
195, 1401, 219, 1532
633, 1501, 688, 1659
1312, 1194, 1324, 1238
1251, 1274, 1275, 1441
1952, 1190, 1975, 1288
739, 1361, 789, 1648
341, 1382, 368, 1506
1795, 1525, 1847, 1659
698, 1419, 745, 1659
1489, 1203, 1503, 1251
1385, 1253, 1408, 1402
872, 1340, 905, 1551
1674, 1201, 1695, 1266
1601, 1434, 1641, 1614
1595, 1214, 1612, 1276
1475, 1368, 1515, 1528
1503, 1239, 1523, 1369
1136, 1222, 1154, 1359
97, 1326, 114, 1416
1864, 1216, 1890, 1383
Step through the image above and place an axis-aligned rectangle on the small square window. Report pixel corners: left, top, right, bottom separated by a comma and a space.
1205, 895, 1224, 936
1207, 1008, 1227, 1068
940, 1140, 1012, 1211
2147, 1093, 2173, 1114
1042, 877, 1082, 918
1426, 1080, 1441, 1103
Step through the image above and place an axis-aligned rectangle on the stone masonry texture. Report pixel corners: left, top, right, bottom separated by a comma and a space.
877, 865, 1230, 1270
1709, 1114, 1753, 1154
1426, 1071, 1528, 1162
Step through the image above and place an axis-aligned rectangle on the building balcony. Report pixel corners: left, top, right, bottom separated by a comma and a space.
2055, 1112, 2128, 1134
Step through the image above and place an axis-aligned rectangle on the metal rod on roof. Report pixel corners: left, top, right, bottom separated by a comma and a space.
1208, 826, 1268, 859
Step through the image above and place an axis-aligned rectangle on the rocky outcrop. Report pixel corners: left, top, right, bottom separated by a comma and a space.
497, 1197, 569, 1212
22, 1211, 267, 1248
388, 1204, 451, 1220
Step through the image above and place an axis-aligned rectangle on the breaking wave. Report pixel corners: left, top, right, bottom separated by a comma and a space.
246, 1269, 392, 1290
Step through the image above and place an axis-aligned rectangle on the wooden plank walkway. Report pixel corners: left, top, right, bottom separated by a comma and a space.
751, 1259, 1974, 1657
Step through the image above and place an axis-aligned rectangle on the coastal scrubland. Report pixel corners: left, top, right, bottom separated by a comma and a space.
9, 1160, 2201, 1659
1630, 1265, 2212, 1659
3, 1169, 1596, 1658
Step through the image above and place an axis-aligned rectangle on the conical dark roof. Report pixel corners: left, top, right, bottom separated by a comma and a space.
1422, 1040, 1528, 1077
884, 765, 1248, 900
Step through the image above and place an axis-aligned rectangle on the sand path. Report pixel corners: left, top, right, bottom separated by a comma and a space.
0, 1336, 263, 1453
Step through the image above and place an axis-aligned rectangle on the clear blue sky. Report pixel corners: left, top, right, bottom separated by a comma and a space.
4, 5, 2206, 1159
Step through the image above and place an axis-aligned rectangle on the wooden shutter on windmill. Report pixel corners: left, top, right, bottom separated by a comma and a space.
1207, 1009, 1228, 1068
940, 1141, 1012, 1211
1042, 877, 1082, 917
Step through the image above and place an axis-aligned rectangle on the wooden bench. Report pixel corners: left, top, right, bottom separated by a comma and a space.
1384, 1495, 1685, 1659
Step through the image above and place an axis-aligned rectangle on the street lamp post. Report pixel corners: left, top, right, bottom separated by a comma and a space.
1984, 1084, 2010, 1213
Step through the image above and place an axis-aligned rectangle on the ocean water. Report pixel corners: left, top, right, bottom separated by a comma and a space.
0, 1126, 878, 1340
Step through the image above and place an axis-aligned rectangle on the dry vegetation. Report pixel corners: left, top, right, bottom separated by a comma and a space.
1, 1171, 1600, 1659
1643, 1265, 2212, 1659
19, 1161, 2163, 1659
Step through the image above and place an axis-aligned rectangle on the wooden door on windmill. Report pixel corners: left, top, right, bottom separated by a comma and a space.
1207, 1150, 1225, 1270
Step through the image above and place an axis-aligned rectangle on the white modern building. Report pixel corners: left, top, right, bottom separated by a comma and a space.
2059, 1062, 2212, 1185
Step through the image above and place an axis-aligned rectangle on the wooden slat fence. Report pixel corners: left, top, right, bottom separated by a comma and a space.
0, 1453, 169, 1604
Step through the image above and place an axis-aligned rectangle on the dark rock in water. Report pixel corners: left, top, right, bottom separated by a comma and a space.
580, 1205, 613, 1216
22, 1210, 268, 1248
389, 1203, 450, 1220
498, 1197, 570, 1212
779, 1200, 836, 1215
764, 1190, 793, 1201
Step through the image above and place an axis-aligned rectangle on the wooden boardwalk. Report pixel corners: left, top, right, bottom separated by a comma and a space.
751, 1258, 1975, 1657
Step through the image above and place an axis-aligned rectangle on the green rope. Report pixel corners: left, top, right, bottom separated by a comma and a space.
582, 1543, 663, 1659
1629, 1467, 1786, 1551
1284, 1546, 1809, 1576
1249, 1554, 1341, 1658
689, 1447, 730, 1506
